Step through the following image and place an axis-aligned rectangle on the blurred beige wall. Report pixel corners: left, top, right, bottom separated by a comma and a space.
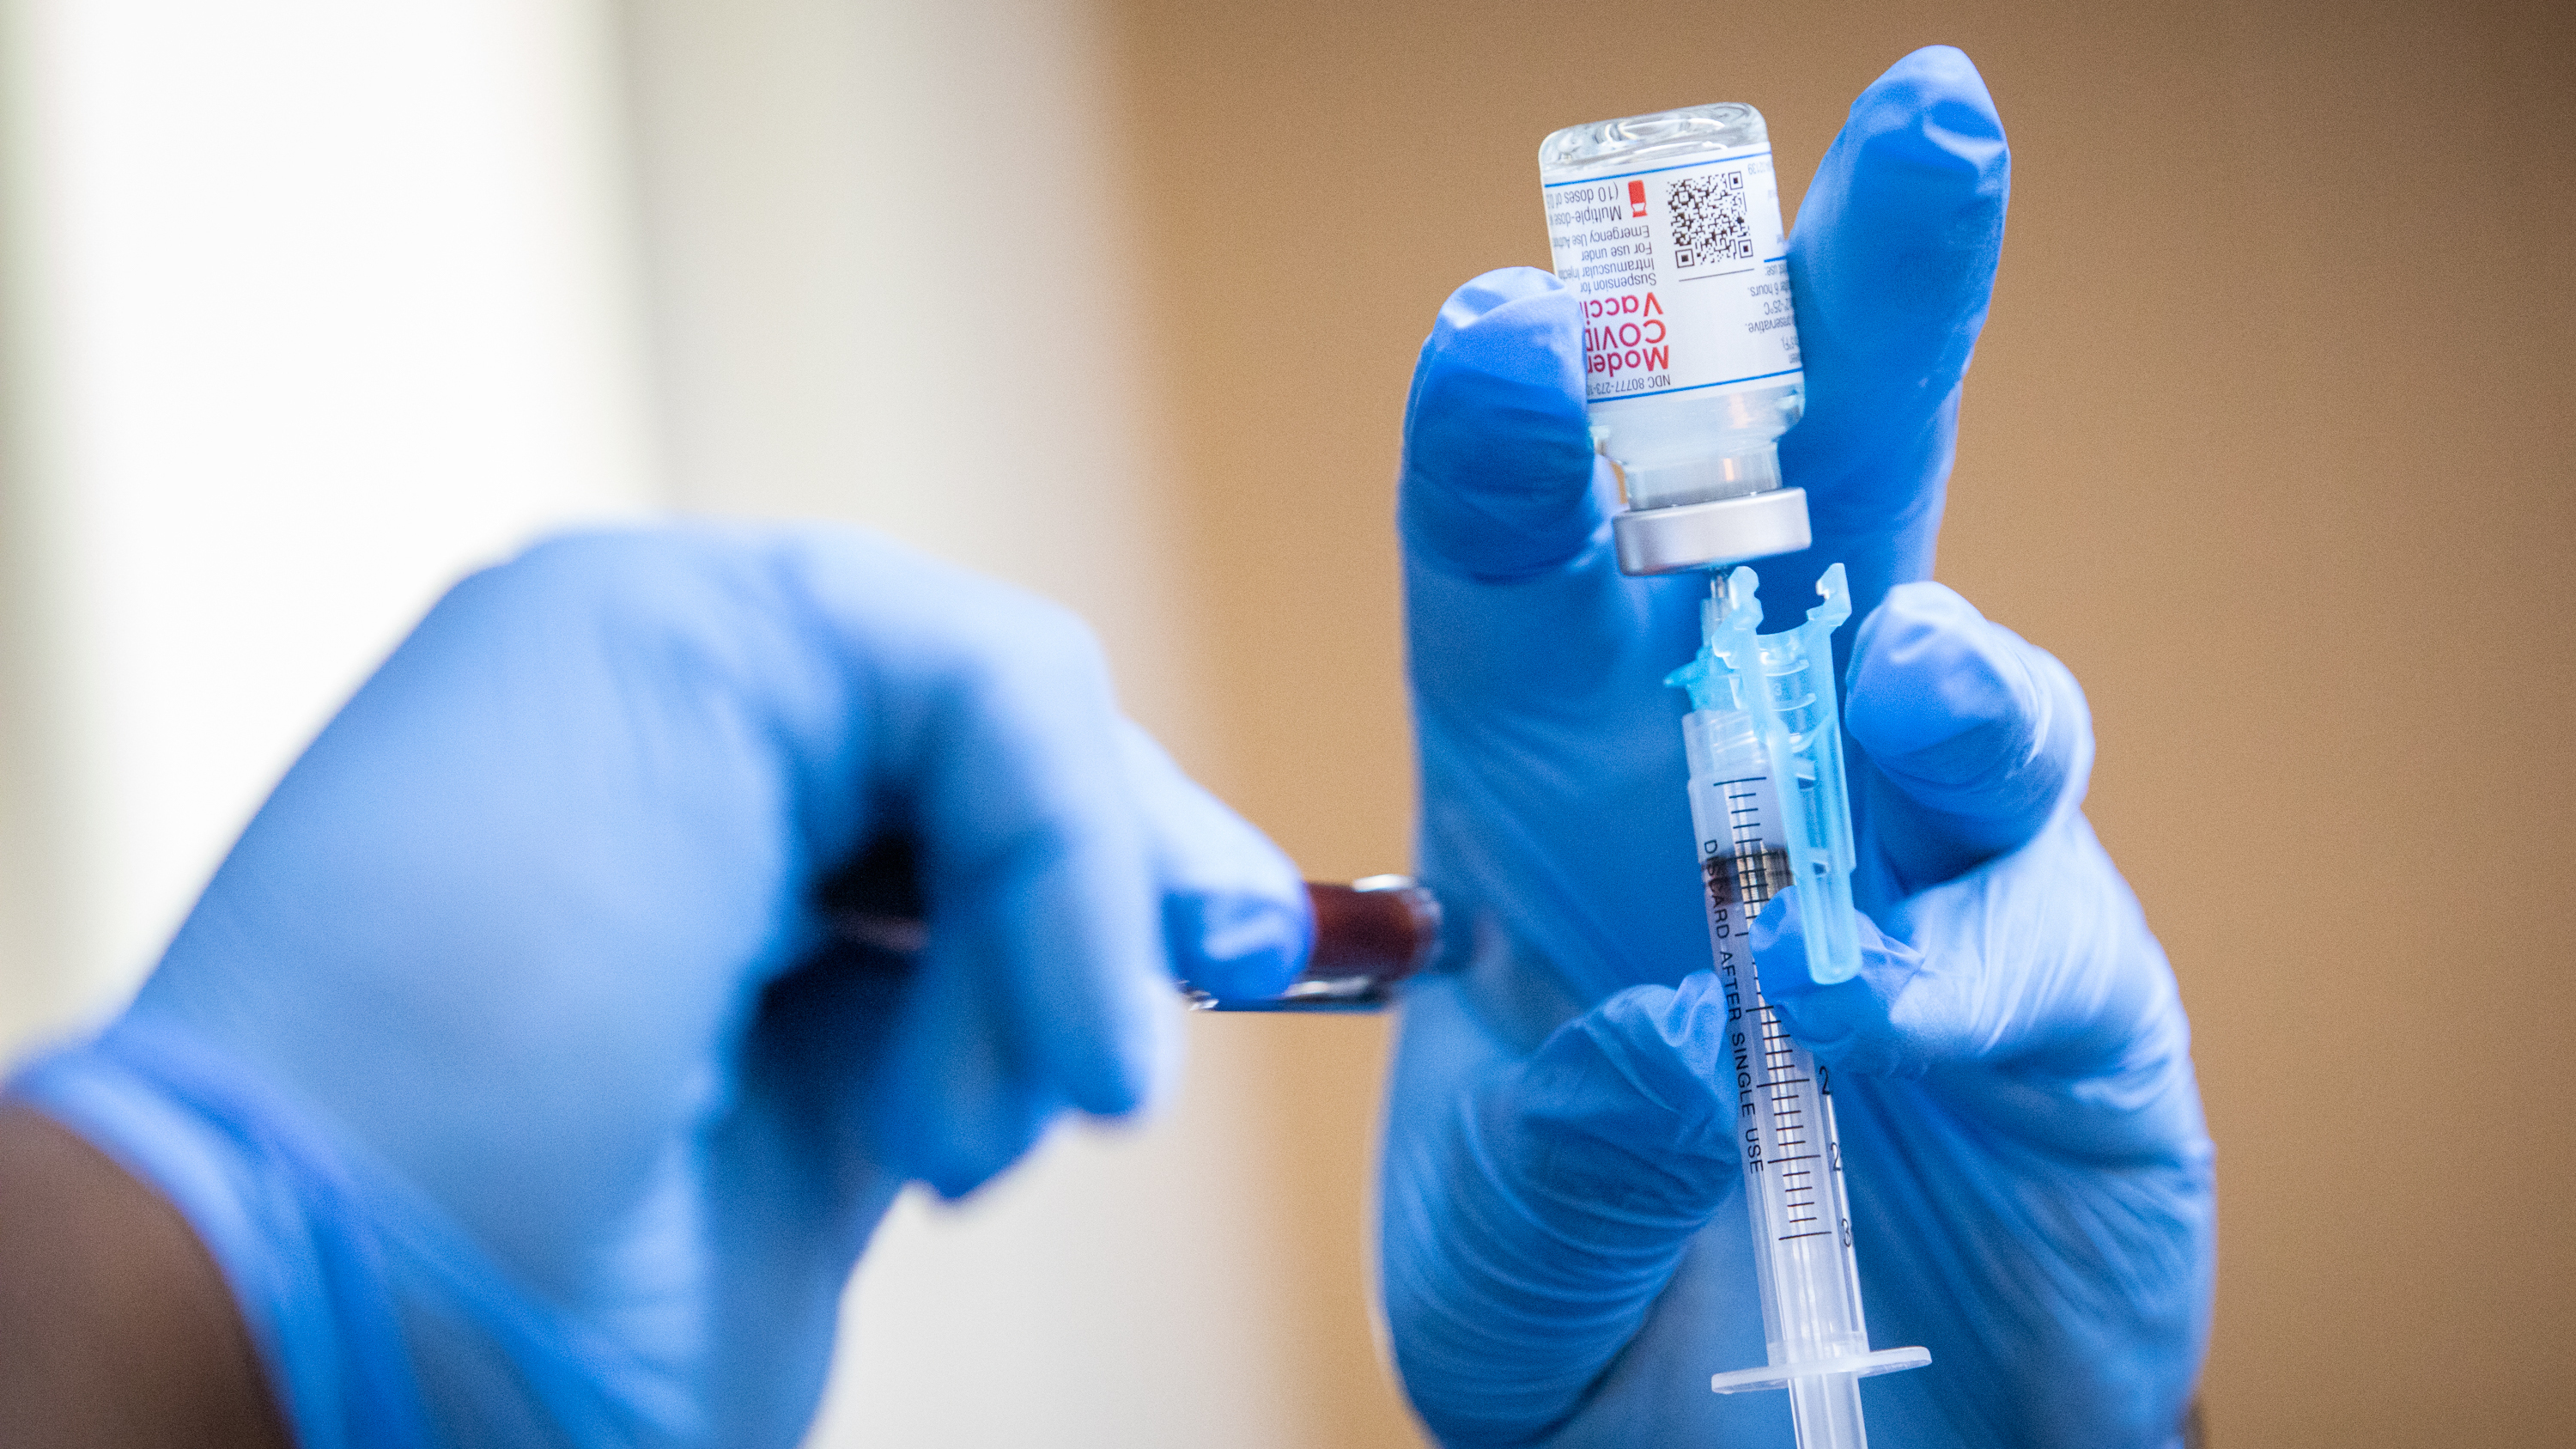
1111, 0, 2575, 1444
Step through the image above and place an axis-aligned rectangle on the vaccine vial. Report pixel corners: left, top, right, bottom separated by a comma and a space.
1540, 103, 1810, 575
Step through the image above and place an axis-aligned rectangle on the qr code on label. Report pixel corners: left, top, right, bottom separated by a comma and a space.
1668, 171, 1753, 269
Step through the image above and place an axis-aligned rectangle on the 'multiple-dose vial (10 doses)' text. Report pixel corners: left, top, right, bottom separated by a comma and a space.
1540, 103, 1814, 575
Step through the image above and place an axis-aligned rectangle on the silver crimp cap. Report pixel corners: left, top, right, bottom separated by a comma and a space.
1611, 488, 1814, 575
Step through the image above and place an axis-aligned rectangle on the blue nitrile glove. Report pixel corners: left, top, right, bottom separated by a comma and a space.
5, 524, 1308, 1448
1382, 46, 2215, 1449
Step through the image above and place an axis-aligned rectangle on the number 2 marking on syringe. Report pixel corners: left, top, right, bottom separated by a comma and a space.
1759, 1005, 1833, 1241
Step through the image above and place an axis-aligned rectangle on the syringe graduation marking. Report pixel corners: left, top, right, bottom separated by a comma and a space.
1708, 788, 1844, 1251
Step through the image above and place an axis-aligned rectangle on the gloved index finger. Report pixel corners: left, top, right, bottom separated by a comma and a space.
1398, 265, 1710, 727
1399, 267, 1606, 585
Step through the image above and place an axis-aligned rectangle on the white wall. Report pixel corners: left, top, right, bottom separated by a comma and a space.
0, 0, 653, 1042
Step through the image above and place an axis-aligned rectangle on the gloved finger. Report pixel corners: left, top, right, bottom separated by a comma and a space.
1399, 266, 1607, 584
1381, 971, 1740, 1446
781, 535, 1177, 1197
1115, 721, 1310, 1001
1845, 581, 2092, 892
1753, 819, 2202, 1164
1765, 45, 2009, 626
1396, 265, 1704, 735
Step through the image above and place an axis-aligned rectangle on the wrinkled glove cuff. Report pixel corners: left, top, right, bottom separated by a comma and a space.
6, 1021, 674, 1448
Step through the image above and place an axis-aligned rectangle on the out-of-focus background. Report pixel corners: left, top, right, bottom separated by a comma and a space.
0, 1, 2567, 1446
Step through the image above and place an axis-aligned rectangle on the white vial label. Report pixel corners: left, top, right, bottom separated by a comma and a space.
1542, 143, 1801, 406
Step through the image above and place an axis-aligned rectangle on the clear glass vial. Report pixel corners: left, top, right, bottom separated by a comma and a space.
1540, 103, 1811, 575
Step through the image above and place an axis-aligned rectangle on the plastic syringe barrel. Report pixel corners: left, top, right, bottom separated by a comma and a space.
1669, 563, 1926, 1449
1684, 715, 1874, 1446
1672, 564, 1862, 985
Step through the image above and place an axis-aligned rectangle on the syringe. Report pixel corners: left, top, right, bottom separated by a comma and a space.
1669, 563, 1928, 1449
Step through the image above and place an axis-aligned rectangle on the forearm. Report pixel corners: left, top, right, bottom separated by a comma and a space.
0, 1105, 288, 1449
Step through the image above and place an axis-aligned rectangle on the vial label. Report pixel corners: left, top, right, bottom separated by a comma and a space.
1541, 143, 1800, 406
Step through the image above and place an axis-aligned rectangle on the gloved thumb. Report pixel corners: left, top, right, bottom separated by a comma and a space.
1384, 973, 1740, 1442
1845, 581, 2091, 890
1115, 721, 1310, 1002
1748, 888, 1926, 1077
1398, 267, 1610, 581
1753, 822, 2201, 1165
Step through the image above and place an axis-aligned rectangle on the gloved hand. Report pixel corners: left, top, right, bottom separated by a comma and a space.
1382, 46, 2215, 1449
6, 525, 1309, 1448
